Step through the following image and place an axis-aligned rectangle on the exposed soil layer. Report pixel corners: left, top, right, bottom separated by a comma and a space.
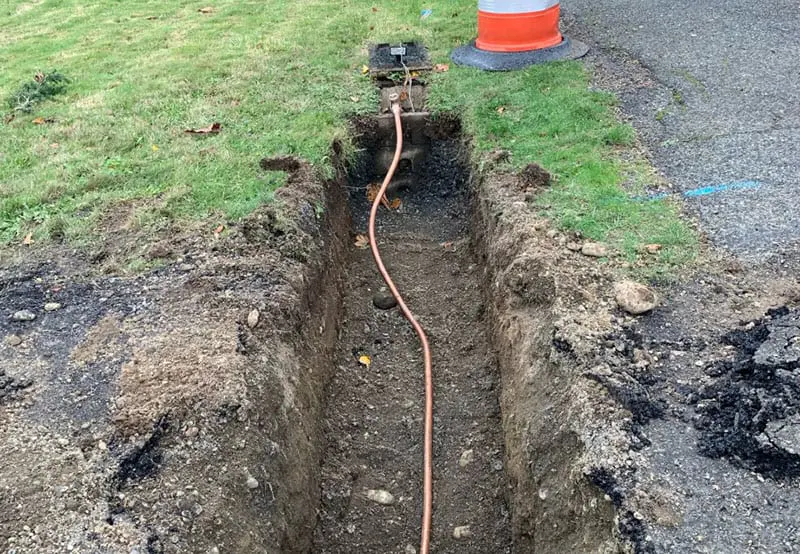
0, 158, 352, 553
313, 139, 512, 553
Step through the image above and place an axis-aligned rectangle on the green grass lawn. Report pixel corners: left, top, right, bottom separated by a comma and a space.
0, 0, 696, 272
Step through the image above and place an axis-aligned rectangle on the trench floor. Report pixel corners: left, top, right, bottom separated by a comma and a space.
312, 141, 512, 553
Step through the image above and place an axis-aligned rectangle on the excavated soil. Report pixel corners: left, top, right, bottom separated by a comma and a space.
312, 139, 511, 553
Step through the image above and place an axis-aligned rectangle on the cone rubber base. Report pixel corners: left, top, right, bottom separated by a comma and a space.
451, 37, 588, 71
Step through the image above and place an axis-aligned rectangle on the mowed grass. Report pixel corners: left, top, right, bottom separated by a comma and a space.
1, 0, 696, 271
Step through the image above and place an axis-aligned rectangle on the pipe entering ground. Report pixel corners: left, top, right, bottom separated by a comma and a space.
367, 98, 434, 554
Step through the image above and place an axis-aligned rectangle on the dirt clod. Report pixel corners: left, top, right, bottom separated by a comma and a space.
518, 163, 551, 190
44, 302, 62, 311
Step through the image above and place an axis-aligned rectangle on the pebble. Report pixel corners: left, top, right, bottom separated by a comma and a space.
453, 525, 472, 539
246, 476, 259, 489
11, 310, 36, 321
614, 280, 657, 315
5, 334, 22, 347
405, 545, 416, 554
44, 302, 62, 312
247, 309, 260, 329
459, 449, 475, 468
365, 489, 395, 505
581, 242, 608, 258
565, 242, 582, 252
372, 291, 397, 310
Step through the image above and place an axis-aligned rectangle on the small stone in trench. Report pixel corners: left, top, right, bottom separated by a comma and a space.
44, 302, 62, 312
405, 544, 416, 554
247, 309, 260, 329
581, 242, 608, 258
365, 489, 395, 505
11, 310, 36, 322
453, 525, 472, 539
373, 291, 397, 310
5, 334, 22, 347
246, 476, 259, 489
459, 449, 475, 468
614, 280, 657, 315
566, 242, 582, 252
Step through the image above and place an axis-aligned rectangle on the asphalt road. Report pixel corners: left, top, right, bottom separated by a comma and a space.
565, 0, 800, 265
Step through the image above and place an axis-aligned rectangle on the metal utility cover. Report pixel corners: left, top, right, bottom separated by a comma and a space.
368, 42, 432, 75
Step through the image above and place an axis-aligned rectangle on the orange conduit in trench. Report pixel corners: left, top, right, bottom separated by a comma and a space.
367, 99, 434, 554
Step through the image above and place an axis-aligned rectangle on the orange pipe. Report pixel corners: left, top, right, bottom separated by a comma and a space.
368, 100, 434, 554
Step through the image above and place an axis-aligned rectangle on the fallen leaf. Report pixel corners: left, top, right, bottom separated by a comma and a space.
645, 243, 662, 254
350, 96, 360, 103
50, 143, 59, 148
151, 144, 159, 152
32, 117, 45, 124
198, 6, 214, 13
354, 234, 369, 249
360, 65, 370, 75
496, 106, 506, 114
22, 233, 34, 245
433, 63, 449, 72
34, 72, 45, 83
371, 6, 378, 12
389, 198, 402, 209
213, 224, 224, 235
146, 15, 158, 20
410, 71, 420, 78
440, 241, 454, 249
366, 184, 390, 208
185, 122, 221, 134
358, 354, 372, 368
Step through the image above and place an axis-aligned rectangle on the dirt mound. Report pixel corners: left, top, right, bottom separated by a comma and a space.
695, 307, 800, 478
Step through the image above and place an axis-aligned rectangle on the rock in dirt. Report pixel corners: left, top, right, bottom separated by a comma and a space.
581, 242, 608, 258
453, 525, 472, 539
11, 310, 36, 321
459, 449, 475, 468
365, 489, 395, 505
565, 242, 582, 252
614, 281, 657, 315
5, 334, 22, 347
759, 415, 800, 455
43, 302, 62, 312
246, 476, 259, 489
404, 545, 417, 554
247, 309, 260, 329
372, 291, 398, 310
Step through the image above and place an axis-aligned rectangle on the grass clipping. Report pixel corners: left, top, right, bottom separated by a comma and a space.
6, 71, 69, 113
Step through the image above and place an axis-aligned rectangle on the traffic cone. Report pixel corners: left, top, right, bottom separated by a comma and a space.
451, 0, 588, 70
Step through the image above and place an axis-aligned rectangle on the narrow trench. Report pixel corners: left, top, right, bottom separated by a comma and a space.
311, 118, 512, 552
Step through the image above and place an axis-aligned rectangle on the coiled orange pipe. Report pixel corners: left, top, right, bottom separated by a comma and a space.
368, 100, 434, 554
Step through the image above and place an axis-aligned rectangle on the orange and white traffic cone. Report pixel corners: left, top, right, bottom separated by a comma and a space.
452, 0, 588, 70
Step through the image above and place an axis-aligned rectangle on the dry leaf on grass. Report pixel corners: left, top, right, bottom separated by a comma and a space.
644, 244, 662, 254
433, 63, 449, 72
185, 122, 221, 134
361, 65, 370, 75
496, 106, 505, 114
354, 234, 369, 249
32, 117, 54, 124
198, 6, 214, 13
22, 233, 34, 245
213, 224, 224, 235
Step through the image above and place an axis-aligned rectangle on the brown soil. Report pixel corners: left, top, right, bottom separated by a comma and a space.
313, 140, 511, 553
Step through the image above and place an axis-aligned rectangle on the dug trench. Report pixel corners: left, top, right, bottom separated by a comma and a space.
0, 115, 637, 552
